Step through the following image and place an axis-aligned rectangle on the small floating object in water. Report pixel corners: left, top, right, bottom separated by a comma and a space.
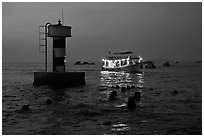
126, 85, 131, 90
149, 88, 153, 90
173, 90, 178, 95
21, 104, 30, 111
127, 97, 136, 110
121, 87, 126, 92
46, 98, 53, 105
109, 91, 117, 100
134, 91, 141, 100
102, 121, 112, 126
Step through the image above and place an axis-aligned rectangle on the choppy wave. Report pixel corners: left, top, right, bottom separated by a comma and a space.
2, 62, 202, 135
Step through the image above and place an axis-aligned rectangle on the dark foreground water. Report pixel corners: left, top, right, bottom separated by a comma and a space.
2, 62, 202, 135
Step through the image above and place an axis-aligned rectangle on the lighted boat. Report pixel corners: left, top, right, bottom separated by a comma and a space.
102, 51, 142, 72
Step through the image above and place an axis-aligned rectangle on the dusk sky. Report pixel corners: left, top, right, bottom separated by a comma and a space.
2, 2, 202, 63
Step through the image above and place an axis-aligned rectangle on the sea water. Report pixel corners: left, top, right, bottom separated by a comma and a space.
2, 62, 202, 135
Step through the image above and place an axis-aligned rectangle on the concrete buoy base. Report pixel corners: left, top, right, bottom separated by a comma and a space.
33, 72, 85, 86
109, 91, 117, 100
127, 97, 136, 109
102, 121, 112, 125
134, 91, 141, 100
46, 98, 53, 105
126, 85, 131, 90
121, 87, 126, 92
22, 104, 30, 111
173, 90, 178, 95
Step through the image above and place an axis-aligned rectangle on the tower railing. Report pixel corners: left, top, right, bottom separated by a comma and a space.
39, 23, 51, 72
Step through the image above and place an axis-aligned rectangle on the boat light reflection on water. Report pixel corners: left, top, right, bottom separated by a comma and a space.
100, 70, 144, 88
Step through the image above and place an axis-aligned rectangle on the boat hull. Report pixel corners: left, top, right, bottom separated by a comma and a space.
102, 64, 141, 73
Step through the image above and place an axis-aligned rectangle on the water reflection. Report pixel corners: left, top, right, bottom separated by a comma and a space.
111, 123, 130, 132
114, 103, 127, 108
100, 71, 144, 88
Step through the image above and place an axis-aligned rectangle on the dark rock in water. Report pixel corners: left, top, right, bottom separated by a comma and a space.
109, 91, 117, 100
21, 104, 30, 111
173, 90, 178, 95
46, 98, 53, 105
144, 61, 156, 69
121, 87, 126, 92
115, 85, 120, 89
195, 61, 201, 63
89, 62, 95, 65
127, 97, 136, 109
102, 121, 112, 125
134, 91, 141, 100
74, 61, 82, 65
74, 61, 95, 65
127, 85, 131, 90
163, 61, 170, 67
149, 88, 154, 90
82, 61, 89, 65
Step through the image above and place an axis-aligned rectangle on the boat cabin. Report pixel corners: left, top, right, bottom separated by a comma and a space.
102, 52, 142, 69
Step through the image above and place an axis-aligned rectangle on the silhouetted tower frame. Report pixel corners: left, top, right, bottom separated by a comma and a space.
35, 20, 85, 87
39, 20, 71, 72
39, 22, 51, 72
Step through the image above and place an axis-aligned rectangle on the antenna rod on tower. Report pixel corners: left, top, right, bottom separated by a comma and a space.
62, 8, 64, 25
